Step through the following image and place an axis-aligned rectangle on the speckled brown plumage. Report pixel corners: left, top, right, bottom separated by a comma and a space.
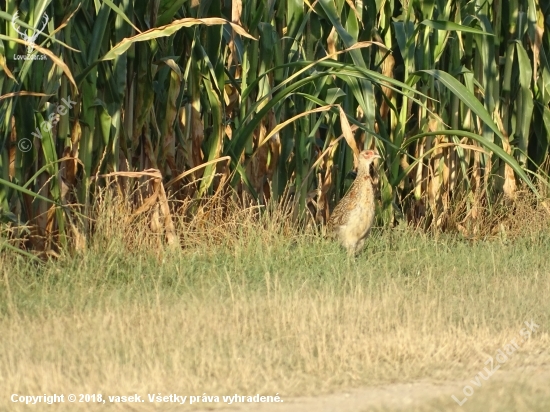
327, 150, 380, 255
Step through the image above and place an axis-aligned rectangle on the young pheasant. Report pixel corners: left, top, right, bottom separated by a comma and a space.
328, 150, 380, 255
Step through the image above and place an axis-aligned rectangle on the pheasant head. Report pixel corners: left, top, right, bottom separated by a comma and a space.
357, 150, 381, 176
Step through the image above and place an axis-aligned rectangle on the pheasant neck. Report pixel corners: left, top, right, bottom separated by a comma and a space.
357, 164, 372, 180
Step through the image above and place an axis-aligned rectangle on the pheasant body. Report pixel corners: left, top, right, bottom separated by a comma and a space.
328, 150, 379, 255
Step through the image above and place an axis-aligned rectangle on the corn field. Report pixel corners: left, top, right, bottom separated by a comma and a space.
1, 0, 549, 254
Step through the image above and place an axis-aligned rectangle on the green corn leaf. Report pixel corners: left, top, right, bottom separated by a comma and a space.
421, 19, 495, 36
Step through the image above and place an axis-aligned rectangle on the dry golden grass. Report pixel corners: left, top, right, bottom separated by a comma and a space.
1, 191, 550, 411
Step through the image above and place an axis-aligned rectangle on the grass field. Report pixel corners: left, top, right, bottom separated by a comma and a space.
1, 202, 550, 411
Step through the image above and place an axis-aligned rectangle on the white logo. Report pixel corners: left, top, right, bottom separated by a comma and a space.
11, 10, 48, 55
